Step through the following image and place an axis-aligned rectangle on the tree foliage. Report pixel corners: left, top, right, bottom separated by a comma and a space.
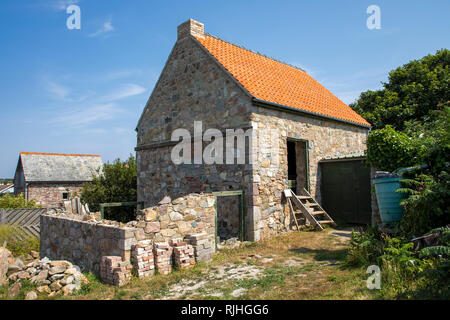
348, 49, 450, 299
81, 155, 137, 222
350, 49, 449, 130
0, 193, 40, 209
366, 125, 419, 172
365, 107, 449, 172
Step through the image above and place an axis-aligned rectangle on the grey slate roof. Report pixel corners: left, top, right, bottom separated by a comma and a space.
19, 152, 103, 182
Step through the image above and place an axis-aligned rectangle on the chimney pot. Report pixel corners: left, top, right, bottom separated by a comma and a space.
177, 19, 204, 41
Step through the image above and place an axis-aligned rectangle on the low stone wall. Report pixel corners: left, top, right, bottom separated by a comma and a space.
40, 192, 218, 278
133, 193, 216, 245
40, 213, 141, 273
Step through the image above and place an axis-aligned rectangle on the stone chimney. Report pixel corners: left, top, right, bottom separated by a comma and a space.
177, 19, 204, 41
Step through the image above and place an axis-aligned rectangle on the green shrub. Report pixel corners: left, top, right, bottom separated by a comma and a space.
419, 226, 450, 259
348, 227, 449, 299
366, 126, 420, 172
0, 193, 40, 209
81, 155, 137, 222
0, 225, 39, 256
346, 227, 384, 266
398, 172, 450, 236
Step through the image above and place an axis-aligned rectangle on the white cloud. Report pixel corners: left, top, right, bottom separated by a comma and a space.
51, 103, 123, 128
52, 0, 79, 11
89, 18, 115, 38
46, 81, 70, 100
102, 83, 146, 101
104, 69, 143, 81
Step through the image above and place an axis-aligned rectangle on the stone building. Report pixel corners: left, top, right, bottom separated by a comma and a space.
136, 19, 371, 243
14, 152, 103, 208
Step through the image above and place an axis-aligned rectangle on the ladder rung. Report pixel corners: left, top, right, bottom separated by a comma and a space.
297, 196, 312, 200
311, 211, 325, 216
306, 203, 319, 207
318, 220, 334, 224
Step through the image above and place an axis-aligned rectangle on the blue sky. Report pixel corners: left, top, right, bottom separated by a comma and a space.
0, 0, 449, 177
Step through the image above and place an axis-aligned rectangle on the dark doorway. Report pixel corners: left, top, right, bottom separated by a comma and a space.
320, 159, 372, 225
287, 139, 309, 194
213, 190, 245, 243
216, 195, 240, 241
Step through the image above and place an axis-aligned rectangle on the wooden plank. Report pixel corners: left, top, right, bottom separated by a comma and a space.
302, 188, 336, 227
317, 220, 334, 224
283, 189, 292, 198
0, 208, 44, 240
100, 201, 144, 208
212, 190, 243, 197
289, 189, 323, 231
287, 197, 299, 230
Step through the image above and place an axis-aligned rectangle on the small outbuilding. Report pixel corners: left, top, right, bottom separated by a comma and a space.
13, 152, 103, 208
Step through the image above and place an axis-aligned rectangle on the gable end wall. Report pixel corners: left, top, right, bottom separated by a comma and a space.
136, 36, 254, 233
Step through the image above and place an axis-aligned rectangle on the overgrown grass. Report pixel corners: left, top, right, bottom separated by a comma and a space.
0, 227, 376, 301
346, 226, 450, 300
0, 225, 39, 256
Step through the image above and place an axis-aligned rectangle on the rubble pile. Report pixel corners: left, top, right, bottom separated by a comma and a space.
6, 255, 88, 298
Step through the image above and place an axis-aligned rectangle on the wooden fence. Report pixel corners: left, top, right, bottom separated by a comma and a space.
0, 208, 46, 240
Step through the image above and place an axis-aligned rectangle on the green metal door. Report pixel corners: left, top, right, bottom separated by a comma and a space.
320, 160, 372, 225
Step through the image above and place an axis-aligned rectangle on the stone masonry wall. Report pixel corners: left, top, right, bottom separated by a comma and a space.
136, 36, 254, 238
40, 214, 140, 274
40, 192, 217, 275
27, 183, 83, 208
248, 109, 369, 241
136, 36, 252, 147
134, 193, 217, 245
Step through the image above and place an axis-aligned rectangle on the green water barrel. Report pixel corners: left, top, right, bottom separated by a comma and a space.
373, 177, 406, 225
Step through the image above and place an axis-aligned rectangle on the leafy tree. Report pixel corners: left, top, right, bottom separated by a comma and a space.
366, 125, 419, 172
350, 49, 449, 131
0, 193, 40, 209
366, 107, 449, 172
81, 155, 137, 222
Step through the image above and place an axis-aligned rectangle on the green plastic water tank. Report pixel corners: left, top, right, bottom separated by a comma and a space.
373, 177, 406, 225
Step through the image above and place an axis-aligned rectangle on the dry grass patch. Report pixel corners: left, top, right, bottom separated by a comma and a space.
61, 227, 375, 300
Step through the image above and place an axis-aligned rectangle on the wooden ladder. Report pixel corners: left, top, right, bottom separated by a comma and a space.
285, 188, 336, 231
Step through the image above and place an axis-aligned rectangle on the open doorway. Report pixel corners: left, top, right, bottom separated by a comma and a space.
213, 190, 245, 243
287, 139, 309, 194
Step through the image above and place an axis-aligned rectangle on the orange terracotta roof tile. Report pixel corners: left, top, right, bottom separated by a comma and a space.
195, 34, 371, 127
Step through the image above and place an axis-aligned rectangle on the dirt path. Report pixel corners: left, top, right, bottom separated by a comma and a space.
137, 226, 365, 300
